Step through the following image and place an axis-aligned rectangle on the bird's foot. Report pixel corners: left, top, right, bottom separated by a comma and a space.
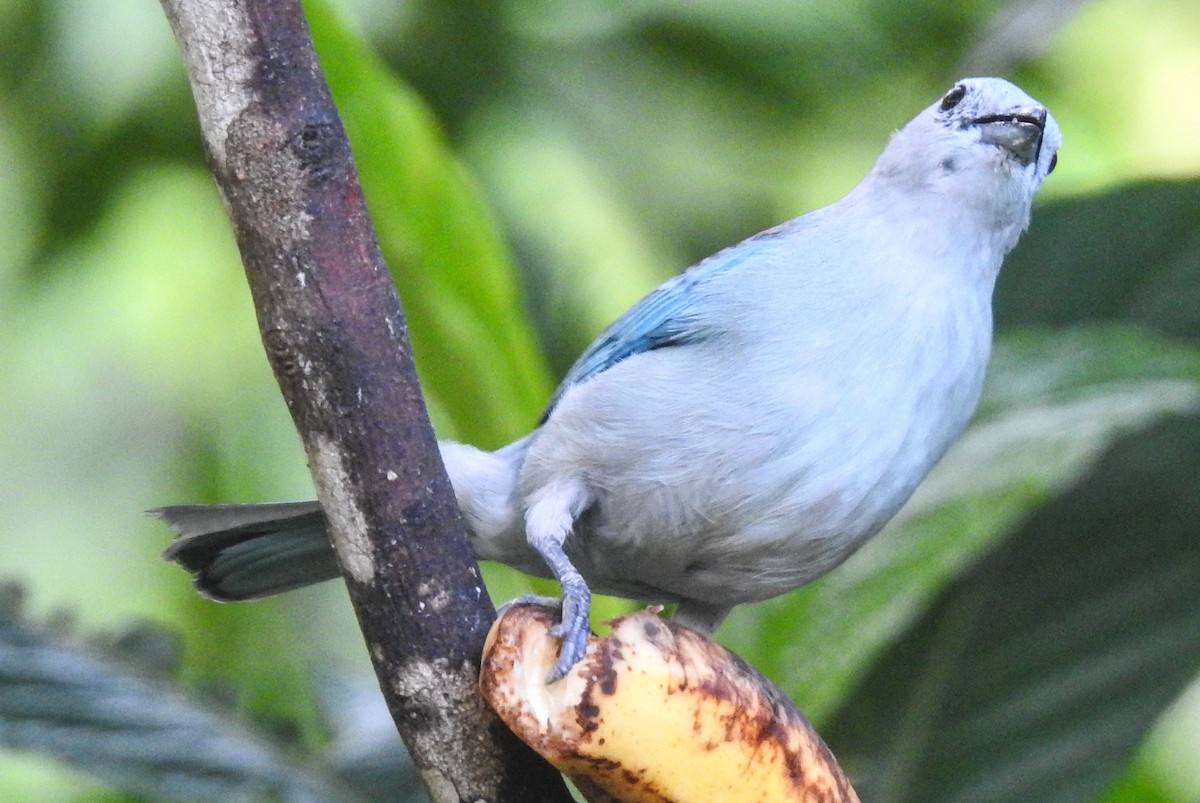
546, 576, 591, 682
545, 618, 586, 683
498, 587, 590, 683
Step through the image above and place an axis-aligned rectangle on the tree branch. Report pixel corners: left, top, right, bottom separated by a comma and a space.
157, 1, 571, 800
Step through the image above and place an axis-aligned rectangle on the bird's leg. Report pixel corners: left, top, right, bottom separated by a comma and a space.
524, 478, 594, 682
539, 547, 591, 682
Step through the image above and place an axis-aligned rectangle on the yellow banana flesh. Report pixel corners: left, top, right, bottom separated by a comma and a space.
479, 603, 859, 803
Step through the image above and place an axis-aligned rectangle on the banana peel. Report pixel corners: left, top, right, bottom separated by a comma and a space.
479, 603, 859, 803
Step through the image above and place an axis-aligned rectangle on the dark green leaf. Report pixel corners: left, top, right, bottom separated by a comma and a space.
824, 413, 1200, 802
997, 179, 1200, 340
0, 598, 366, 803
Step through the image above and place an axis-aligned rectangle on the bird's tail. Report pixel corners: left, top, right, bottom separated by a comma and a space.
157, 438, 530, 600
156, 500, 334, 600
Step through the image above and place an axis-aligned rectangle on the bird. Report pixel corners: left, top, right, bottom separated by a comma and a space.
157, 77, 1060, 681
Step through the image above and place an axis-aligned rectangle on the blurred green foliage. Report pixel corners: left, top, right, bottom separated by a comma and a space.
2, 0, 1200, 800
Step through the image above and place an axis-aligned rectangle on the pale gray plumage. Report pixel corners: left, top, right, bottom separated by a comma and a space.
157, 77, 1061, 680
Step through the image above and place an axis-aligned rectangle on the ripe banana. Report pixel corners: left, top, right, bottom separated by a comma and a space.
479, 603, 859, 803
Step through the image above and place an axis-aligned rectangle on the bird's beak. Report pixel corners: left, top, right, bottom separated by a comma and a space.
970, 107, 1047, 166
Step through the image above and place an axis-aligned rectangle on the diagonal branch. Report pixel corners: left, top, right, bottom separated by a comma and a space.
156, 1, 570, 800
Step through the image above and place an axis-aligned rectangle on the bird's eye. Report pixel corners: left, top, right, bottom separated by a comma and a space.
1047, 153, 1058, 175
940, 84, 967, 112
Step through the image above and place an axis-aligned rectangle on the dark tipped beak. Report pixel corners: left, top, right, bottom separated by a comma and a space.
971, 107, 1047, 165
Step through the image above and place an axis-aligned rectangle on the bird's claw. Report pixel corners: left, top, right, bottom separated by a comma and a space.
545, 583, 590, 683
496, 591, 590, 683
547, 623, 589, 682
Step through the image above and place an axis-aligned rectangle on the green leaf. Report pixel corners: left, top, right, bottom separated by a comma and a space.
305, 0, 553, 447
1098, 757, 1180, 803
721, 325, 1200, 724
997, 179, 1200, 340
824, 412, 1200, 802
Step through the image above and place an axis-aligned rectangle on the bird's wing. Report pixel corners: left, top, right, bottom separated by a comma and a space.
539, 228, 781, 424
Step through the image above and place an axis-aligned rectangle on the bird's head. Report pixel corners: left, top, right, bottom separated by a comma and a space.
870, 77, 1060, 237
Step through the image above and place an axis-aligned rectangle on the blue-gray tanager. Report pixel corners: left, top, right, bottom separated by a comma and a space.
158, 77, 1060, 680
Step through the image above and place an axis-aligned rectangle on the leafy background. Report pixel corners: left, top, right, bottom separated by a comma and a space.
1, 0, 1199, 800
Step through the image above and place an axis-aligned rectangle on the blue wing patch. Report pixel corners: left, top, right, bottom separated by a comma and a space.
538, 229, 782, 424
